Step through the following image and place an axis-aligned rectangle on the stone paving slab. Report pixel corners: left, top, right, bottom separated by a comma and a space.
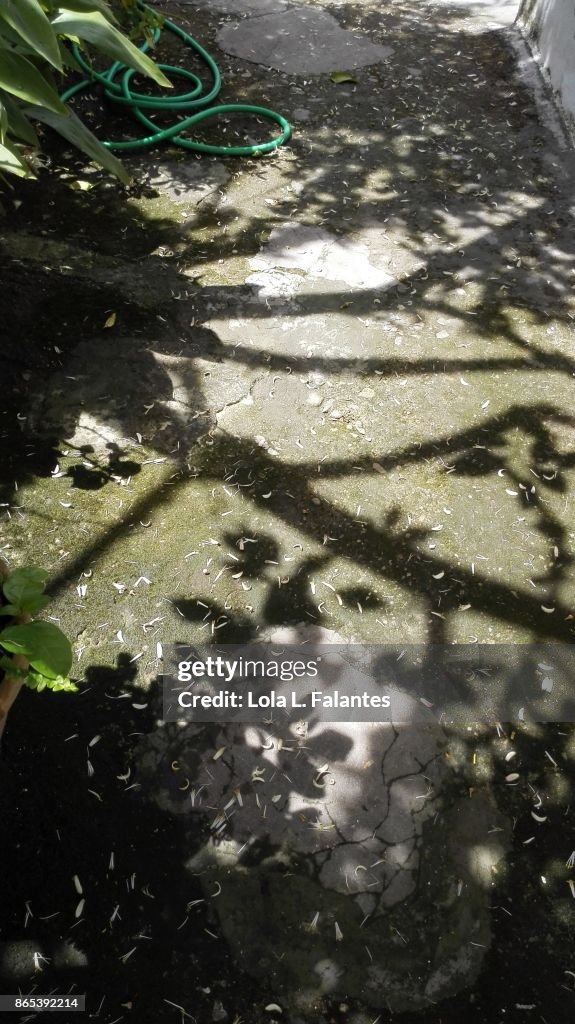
217, 8, 394, 73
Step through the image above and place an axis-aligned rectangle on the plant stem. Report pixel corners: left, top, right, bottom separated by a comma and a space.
0, 675, 23, 741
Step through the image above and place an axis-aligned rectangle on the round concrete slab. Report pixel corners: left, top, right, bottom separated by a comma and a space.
217, 9, 393, 74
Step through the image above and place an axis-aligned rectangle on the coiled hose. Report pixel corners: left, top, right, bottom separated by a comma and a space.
61, 2, 291, 157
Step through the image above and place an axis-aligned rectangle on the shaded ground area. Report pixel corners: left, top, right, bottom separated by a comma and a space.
1, 682, 575, 1023
1, 0, 575, 1021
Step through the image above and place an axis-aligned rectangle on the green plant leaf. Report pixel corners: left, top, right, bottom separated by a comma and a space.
0, 655, 29, 679
0, 138, 31, 176
0, 621, 73, 678
50, 9, 171, 87
0, 0, 62, 70
22, 594, 51, 614
3, 566, 48, 608
0, 20, 31, 53
22, 670, 78, 693
23, 102, 130, 182
57, 38, 83, 71
0, 49, 68, 113
53, 1, 120, 23
0, 629, 29, 654
329, 71, 358, 85
1, 581, 51, 616
0, 605, 19, 617
47, 674, 78, 692
1, 93, 40, 145
0, 98, 7, 143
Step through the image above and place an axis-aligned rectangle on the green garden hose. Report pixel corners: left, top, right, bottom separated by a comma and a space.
61, 3, 291, 157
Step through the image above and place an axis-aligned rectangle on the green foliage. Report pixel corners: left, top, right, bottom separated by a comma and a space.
0, 0, 169, 180
110, 0, 162, 43
1, 566, 50, 612
0, 566, 77, 695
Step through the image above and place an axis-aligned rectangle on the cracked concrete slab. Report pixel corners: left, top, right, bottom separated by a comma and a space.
133, 158, 229, 206
217, 9, 394, 73
28, 334, 256, 455
248, 223, 396, 289
136, 629, 510, 1014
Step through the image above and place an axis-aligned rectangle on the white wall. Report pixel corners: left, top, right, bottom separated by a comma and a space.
518, 0, 575, 128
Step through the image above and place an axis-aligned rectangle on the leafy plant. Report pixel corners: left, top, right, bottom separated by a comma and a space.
0, 566, 76, 702
111, 0, 161, 43
0, 0, 170, 181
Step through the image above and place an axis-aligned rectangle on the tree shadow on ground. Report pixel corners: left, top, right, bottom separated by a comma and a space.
0, 656, 266, 1024
1, 2, 575, 1014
